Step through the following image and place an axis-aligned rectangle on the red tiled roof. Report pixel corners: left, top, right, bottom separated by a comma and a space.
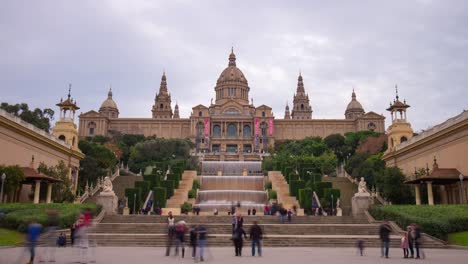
21, 167, 63, 183
405, 167, 463, 185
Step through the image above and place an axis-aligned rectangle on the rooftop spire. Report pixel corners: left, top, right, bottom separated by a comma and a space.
68, 83, 72, 99
159, 71, 168, 94
108, 87, 113, 98
352, 88, 356, 100
229, 47, 236, 67
296, 72, 305, 94
395, 84, 399, 100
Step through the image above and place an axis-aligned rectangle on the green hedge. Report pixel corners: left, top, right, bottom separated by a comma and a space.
298, 188, 313, 210
161, 180, 174, 198
188, 189, 197, 199
289, 173, 300, 183
265, 181, 272, 190
369, 205, 468, 240
289, 180, 306, 197
180, 202, 192, 214
167, 174, 179, 189
323, 188, 341, 208
314, 182, 332, 198
192, 179, 200, 190
268, 189, 277, 200
153, 187, 167, 208
135, 181, 151, 200
143, 174, 160, 188
0, 203, 101, 232
284, 167, 293, 182
125, 188, 142, 214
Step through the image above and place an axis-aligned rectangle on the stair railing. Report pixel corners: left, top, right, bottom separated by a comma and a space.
142, 190, 153, 215
341, 168, 388, 205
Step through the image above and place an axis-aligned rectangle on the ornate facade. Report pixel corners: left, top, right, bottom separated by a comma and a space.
78, 49, 385, 152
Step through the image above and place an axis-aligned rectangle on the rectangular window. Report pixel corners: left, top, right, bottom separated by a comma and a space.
89, 128, 94, 135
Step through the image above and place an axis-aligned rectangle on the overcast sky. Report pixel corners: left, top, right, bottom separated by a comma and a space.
1, 0, 467, 132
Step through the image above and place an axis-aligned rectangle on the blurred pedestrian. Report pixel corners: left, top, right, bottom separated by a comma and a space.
247, 208, 251, 216
287, 209, 292, 223
190, 225, 198, 259
165, 211, 176, 256
196, 225, 207, 262
249, 221, 263, 257
406, 226, 414, 258
252, 208, 256, 216
57, 232, 67, 247
232, 226, 247, 256
401, 231, 409, 258
70, 223, 76, 246
411, 223, 425, 259
379, 222, 392, 258
175, 220, 187, 257
232, 212, 243, 233
356, 239, 365, 256
41, 209, 59, 262
26, 219, 42, 264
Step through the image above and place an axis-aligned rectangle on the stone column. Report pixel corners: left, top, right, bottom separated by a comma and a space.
440, 185, 448, 204
46, 183, 53, 204
415, 185, 421, 205
33, 180, 41, 204
427, 181, 434, 205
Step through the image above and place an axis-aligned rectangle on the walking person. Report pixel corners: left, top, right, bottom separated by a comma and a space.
247, 208, 251, 216
287, 209, 292, 223
401, 231, 409, 258
252, 208, 256, 216
411, 223, 425, 259
232, 226, 247, 256
379, 221, 392, 258
406, 226, 414, 258
165, 211, 176, 256
175, 220, 187, 258
70, 223, 76, 246
196, 225, 207, 262
41, 210, 59, 262
190, 225, 198, 259
232, 212, 244, 233
26, 219, 42, 264
249, 221, 263, 257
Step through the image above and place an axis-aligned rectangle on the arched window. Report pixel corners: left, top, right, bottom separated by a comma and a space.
301, 104, 304, 110
213, 125, 221, 137
198, 111, 202, 117
367, 122, 376, 131
262, 111, 265, 117
243, 125, 251, 137
227, 123, 237, 138
400, 136, 408, 143
58, 135, 66, 141
196, 122, 204, 137
160, 103, 164, 109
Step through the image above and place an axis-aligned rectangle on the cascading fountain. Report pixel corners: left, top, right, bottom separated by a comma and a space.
195, 161, 267, 211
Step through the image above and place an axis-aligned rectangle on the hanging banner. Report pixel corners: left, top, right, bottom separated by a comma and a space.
268, 118, 274, 136
254, 118, 260, 136
204, 118, 210, 136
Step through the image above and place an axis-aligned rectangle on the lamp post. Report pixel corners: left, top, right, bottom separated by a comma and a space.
133, 193, 136, 215
0, 173, 6, 203
459, 174, 465, 204
331, 194, 334, 216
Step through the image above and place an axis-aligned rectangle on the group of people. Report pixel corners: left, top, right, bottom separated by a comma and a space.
372, 221, 424, 259
230, 212, 264, 257
25, 209, 93, 264
165, 211, 207, 262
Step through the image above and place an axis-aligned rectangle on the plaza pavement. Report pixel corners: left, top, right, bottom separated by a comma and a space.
1, 246, 468, 264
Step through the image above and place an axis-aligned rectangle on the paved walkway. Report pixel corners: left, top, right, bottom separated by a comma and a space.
1, 246, 468, 264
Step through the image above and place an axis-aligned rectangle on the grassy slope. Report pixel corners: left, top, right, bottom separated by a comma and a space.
0, 228, 24, 246
448, 231, 468, 247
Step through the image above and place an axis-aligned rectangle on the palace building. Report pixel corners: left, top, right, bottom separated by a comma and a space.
78, 49, 385, 152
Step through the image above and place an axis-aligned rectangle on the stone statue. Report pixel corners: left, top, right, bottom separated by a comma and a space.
102, 176, 114, 193
355, 177, 370, 197
336, 198, 340, 209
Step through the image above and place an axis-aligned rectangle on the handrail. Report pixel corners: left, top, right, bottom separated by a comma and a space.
340, 166, 388, 205
77, 165, 120, 203
142, 190, 153, 214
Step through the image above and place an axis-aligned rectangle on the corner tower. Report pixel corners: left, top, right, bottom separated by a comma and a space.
152, 72, 173, 119
386, 86, 413, 151
291, 73, 312, 119
52, 85, 80, 150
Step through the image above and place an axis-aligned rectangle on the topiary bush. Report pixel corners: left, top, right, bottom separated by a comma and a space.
135, 181, 151, 200
268, 189, 277, 200
314, 182, 332, 198
323, 188, 341, 208
153, 187, 167, 208
264, 181, 272, 190
161, 180, 174, 198
192, 179, 200, 190
289, 180, 306, 197
125, 188, 142, 214
298, 188, 313, 211
180, 202, 192, 214
188, 189, 197, 199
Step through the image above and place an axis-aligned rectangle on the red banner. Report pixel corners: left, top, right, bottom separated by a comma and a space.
204, 118, 210, 136
254, 118, 260, 136
269, 118, 274, 136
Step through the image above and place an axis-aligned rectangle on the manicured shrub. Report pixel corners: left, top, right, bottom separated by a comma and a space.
268, 189, 277, 200
298, 188, 313, 211
289, 173, 300, 183
323, 188, 341, 208
369, 205, 468, 240
314, 182, 332, 198
153, 187, 167, 208
180, 202, 192, 214
188, 189, 197, 199
167, 174, 179, 189
264, 181, 272, 190
192, 179, 200, 190
289, 180, 306, 197
135, 181, 151, 200
161, 180, 174, 198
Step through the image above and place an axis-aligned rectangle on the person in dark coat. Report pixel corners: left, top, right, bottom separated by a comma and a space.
379, 222, 392, 258
249, 221, 263, 256
232, 226, 247, 256
189, 225, 198, 259
252, 208, 257, 215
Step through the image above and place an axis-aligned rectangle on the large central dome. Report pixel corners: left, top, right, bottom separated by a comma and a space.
214, 48, 250, 105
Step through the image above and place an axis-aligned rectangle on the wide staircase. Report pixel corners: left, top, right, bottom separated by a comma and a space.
88, 215, 446, 248
269, 171, 300, 209
322, 176, 357, 215
166, 171, 197, 208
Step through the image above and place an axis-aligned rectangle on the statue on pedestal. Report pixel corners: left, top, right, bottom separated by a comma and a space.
355, 177, 370, 197
101, 176, 114, 195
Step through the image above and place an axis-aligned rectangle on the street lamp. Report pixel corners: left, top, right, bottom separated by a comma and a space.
331, 194, 334, 216
459, 174, 465, 204
133, 193, 136, 215
0, 173, 6, 203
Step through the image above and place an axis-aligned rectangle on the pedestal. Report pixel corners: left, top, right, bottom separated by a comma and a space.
217, 170, 223, 176
97, 192, 118, 214
123, 207, 130, 215
352, 195, 371, 216
336, 208, 343, 216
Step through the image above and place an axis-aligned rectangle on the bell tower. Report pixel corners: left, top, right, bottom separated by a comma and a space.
152, 72, 173, 119
52, 84, 80, 150
386, 86, 413, 151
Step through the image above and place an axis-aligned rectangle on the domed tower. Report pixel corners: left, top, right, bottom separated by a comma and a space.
291, 73, 312, 119
386, 86, 413, 151
345, 89, 365, 119
214, 48, 250, 105
173, 101, 180, 119
152, 72, 173, 119
53, 85, 80, 150
284, 102, 291, 119
99, 88, 119, 118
